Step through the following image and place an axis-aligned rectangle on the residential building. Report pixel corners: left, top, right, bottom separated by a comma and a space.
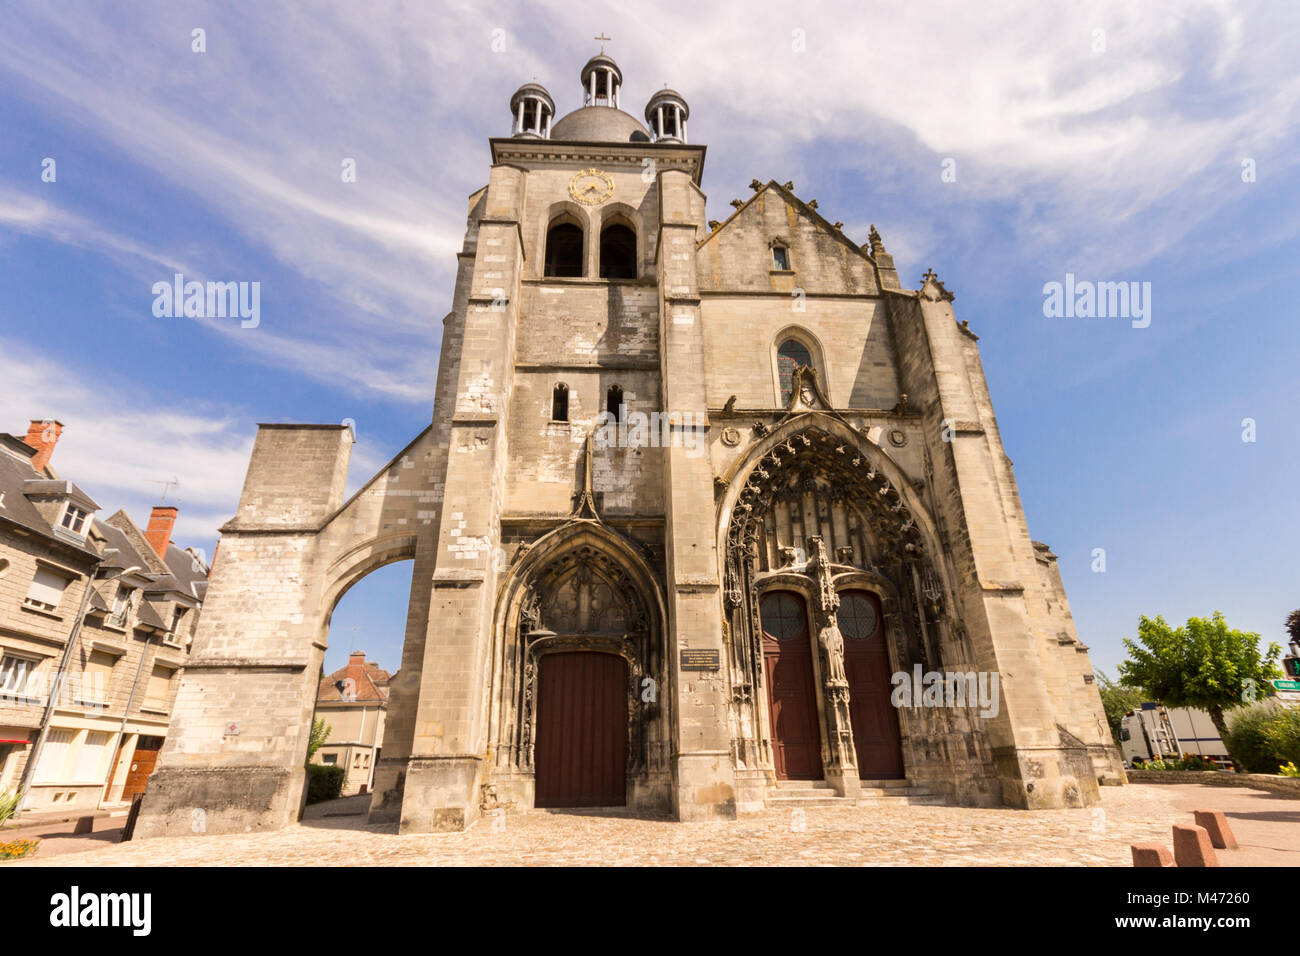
311, 651, 392, 795
0, 419, 206, 812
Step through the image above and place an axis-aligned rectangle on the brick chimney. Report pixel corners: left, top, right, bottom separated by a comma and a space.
24, 419, 63, 473
346, 651, 368, 678
145, 505, 179, 559
332, 651, 370, 700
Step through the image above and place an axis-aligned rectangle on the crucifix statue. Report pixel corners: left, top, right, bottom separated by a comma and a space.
809, 535, 847, 685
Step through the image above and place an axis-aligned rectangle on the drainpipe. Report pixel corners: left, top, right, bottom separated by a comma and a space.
103, 620, 158, 804
367, 703, 381, 793
16, 554, 104, 812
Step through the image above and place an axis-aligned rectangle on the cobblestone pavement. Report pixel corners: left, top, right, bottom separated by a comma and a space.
9, 783, 1296, 867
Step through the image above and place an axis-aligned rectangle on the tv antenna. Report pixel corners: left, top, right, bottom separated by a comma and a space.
146, 476, 182, 503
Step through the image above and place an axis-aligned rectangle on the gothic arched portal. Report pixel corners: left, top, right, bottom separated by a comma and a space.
487, 523, 671, 811
718, 415, 983, 797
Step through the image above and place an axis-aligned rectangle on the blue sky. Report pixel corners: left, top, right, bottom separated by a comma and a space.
1, 1, 1296, 678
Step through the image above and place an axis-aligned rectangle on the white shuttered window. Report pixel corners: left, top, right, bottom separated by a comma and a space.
25, 568, 71, 611
74, 731, 111, 782
35, 728, 76, 783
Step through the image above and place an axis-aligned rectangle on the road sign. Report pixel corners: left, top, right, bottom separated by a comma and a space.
1270, 679, 1300, 692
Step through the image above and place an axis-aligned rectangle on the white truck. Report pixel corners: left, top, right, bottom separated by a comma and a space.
1119, 703, 1230, 768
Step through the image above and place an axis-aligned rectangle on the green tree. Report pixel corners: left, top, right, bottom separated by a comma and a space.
1119, 612, 1282, 768
1096, 671, 1147, 746
306, 716, 332, 763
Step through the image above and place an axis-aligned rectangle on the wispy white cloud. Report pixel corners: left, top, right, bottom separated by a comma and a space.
0, 185, 195, 277
1, 0, 1296, 398
0, 341, 392, 545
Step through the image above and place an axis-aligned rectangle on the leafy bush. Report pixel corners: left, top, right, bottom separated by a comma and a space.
1173, 754, 1218, 771
1223, 702, 1300, 774
0, 788, 19, 827
1139, 758, 1176, 771
0, 839, 39, 861
305, 764, 345, 805
1135, 754, 1216, 771
1280, 762, 1299, 778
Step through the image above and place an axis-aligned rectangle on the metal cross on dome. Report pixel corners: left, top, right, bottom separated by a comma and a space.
594, 33, 612, 53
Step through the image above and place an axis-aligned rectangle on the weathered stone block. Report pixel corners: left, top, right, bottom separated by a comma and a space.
1172, 824, 1219, 867
1193, 809, 1238, 849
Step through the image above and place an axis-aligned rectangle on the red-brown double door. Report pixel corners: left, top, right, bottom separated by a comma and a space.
761, 592, 823, 780
840, 591, 905, 779
534, 651, 627, 808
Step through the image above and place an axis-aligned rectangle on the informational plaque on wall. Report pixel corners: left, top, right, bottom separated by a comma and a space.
680, 649, 721, 672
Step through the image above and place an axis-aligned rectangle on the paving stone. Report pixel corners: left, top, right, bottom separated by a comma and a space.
18, 784, 1208, 867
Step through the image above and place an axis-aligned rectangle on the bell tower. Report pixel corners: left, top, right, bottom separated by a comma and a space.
366, 48, 731, 829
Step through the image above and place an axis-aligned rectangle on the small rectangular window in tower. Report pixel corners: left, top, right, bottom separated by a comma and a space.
552, 384, 569, 422
772, 246, 790, 271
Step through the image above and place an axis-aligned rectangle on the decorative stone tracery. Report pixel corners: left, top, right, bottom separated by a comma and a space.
487, 524, 670, 809
720, 414, 970, 791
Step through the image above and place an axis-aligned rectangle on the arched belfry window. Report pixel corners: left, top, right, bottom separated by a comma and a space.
545, 220, 584, 278
599, 222, 637, 280
606, 384, 624, 422
552, 383, 569, 422
776, 338, 814, 405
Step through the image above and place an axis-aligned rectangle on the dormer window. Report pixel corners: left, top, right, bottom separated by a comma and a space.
772, 245, 791, 271
165, 607, 188, 648
108, 586, 133, 628
60, 503, 89, 535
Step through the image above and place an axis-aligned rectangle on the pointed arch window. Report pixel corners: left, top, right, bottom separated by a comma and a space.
606, 385, 624, 422
776, 338, 813, 405
552, 383, 570, 422
545, 220, 584, 277
599, 222, 637, 280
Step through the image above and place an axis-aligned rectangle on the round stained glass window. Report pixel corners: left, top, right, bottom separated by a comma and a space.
839, 591, 878, 640
760, 592, 807, 641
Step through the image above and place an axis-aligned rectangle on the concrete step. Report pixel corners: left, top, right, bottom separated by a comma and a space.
767, 795, 849, 808
859, 787, 923, 798
773, 780, 837, 790
766, 778, 947, 809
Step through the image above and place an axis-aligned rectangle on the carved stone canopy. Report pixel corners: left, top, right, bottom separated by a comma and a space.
522, 544, 649, 640
726, 425, 926, 576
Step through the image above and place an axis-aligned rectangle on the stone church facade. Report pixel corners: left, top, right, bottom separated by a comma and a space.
135, 53, 1122, 838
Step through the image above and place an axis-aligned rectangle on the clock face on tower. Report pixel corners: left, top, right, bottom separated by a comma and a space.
569, 167, 614, 205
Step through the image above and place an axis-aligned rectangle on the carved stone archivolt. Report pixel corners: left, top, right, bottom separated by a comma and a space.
719, 418, 963, 778
490, 529, 668, 791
